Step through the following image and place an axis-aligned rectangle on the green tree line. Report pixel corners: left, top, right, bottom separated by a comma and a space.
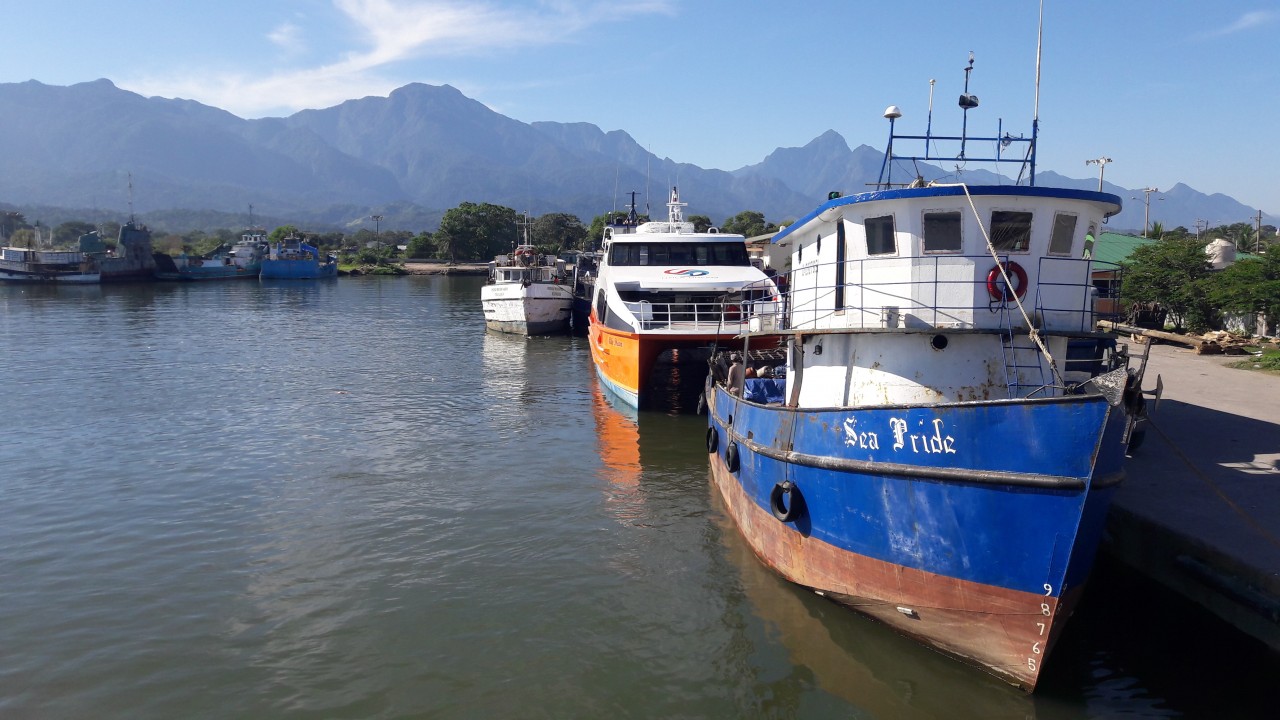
4, 203, 788, 265
1121, 230, 1279, 334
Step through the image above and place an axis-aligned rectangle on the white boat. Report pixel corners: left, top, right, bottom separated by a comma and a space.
481, 240, 573, 335
588, 188, 779, 407
0, 246, 100, 283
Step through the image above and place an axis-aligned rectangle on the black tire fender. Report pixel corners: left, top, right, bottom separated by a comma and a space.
770, 480, 801, 522
706, 425, 719, 454
725, 442, 740, 473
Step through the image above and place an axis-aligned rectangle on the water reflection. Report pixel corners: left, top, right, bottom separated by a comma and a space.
706, 484, 1039, 717
480, 329, 530, 405
591, 383, 644, 523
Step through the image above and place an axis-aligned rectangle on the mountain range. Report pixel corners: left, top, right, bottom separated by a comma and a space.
0, 79, 1272, 235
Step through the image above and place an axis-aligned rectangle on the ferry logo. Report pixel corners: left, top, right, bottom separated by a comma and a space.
664, 268, 710, 277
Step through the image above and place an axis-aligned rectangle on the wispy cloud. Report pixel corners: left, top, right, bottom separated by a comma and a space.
122, 0, 674, 117
1204, 9, 1278, 38
267, 21, 306, 55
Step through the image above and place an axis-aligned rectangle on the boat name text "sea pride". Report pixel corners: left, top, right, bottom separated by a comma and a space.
843, 417, 957, 455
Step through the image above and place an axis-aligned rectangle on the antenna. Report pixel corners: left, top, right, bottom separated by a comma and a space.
645, 148, 652, 218
1085, 157, 1111, 191
925, 78, 936, 150
127, 172, 135, 223
958, 52, 978, 159
1031, 0, 1044, 185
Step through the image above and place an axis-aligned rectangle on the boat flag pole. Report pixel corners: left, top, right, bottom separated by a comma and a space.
1031, 0, 1044, 186
925, 78, 936, 154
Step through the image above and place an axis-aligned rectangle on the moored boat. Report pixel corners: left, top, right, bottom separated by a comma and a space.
588, 188, 778, 407
566, 249, 600, 335
0, 245, 100, 283
154, 230, 267, 281
482, 245, 572, 335
704, 53, 1154, 690
482, 214, 573, 335
80, 220, 157, 283
260, 234, 337, 279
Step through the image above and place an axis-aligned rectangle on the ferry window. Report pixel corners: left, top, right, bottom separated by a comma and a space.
923, 211, 962, 252
610, 244, 637, 266
1049, 213, 1077, 255
865, 215, 896, 255
608, 242, 748, 266
990, 211, 1032, 252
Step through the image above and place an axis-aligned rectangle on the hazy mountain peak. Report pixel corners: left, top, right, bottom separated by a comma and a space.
0, 79, 1272, 231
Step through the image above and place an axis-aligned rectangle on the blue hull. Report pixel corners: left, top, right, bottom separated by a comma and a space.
260, 259, 337, 279
159, 264, 260, 281
706, 382, 1127, 688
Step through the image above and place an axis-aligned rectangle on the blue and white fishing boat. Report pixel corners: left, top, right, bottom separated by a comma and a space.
704, 48, 1154, 690
155, 230, 267, 281
260, 233, 338, 279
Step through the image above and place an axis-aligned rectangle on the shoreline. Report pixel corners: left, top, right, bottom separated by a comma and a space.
401, 261, 489, 276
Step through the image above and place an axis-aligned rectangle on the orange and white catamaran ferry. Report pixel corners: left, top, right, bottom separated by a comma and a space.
588, 188, 778, 407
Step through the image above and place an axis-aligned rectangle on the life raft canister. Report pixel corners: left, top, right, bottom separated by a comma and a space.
986, 261, 1029, 302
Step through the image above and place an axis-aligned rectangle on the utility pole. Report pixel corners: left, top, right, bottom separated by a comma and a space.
1256, 210, 1264, 253
1085, 157, 1111, 191
371, 215, 384, 240
1133, 187, 1160, 237
1195, 219, 1207, 239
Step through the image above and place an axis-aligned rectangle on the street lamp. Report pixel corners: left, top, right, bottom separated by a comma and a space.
1085, 157, 1111, 192
370, 215, 384, 240
1130, 188, 1162, 237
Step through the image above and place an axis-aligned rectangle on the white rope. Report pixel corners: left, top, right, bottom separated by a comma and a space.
932, 182, 1062, 387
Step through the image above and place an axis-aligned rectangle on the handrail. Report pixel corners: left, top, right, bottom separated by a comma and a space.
745, 253, 1102, 335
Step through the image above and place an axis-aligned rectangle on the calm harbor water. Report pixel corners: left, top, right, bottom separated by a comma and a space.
1, 276, 1275, 719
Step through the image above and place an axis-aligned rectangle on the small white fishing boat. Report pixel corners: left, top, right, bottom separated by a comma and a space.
482, 223, 573, 335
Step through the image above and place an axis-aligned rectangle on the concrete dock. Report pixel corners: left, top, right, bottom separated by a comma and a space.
1105, 341, 1280, 650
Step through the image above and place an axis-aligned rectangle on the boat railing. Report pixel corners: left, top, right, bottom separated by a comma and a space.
752, 255, 1105, 334
621, 299, 758, 333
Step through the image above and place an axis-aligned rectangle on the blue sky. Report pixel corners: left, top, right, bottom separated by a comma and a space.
5, 1, 1278, 218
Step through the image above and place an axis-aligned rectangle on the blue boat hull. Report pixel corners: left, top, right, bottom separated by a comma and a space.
705, 381, 1127, 689
159, 264, 260, 281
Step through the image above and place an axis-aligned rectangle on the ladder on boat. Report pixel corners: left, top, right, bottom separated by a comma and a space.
997, 304, 1047, 398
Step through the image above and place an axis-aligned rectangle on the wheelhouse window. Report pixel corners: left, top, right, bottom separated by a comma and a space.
990, 211, 1032, 252
1049, 213, 1077, 256
608, 241, 749, 266
865, 215, 896, 255
923, 211, 962, 252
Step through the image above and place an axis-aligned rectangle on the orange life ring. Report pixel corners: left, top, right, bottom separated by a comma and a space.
986, 261, 1028, 302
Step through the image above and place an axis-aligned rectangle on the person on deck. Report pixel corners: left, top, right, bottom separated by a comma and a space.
727, 354, 745, 396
